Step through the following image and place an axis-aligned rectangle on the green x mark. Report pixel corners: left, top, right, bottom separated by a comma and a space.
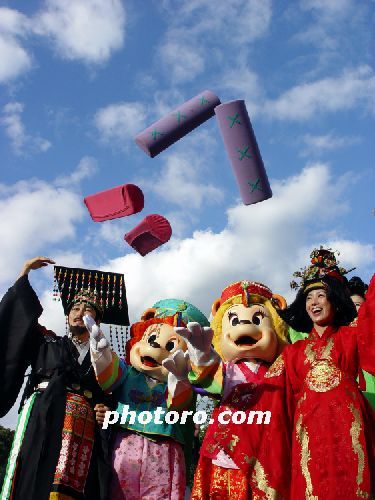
199, 95, 209, 105
237, 146, 252, 160
227, 113, 241, 128
248, 178, 263, 192
150, 129, 164, 140
174, 111, 187, 123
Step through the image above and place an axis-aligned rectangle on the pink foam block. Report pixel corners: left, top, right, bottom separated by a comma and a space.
84, 184, 144, 222
124, 214, 172, 256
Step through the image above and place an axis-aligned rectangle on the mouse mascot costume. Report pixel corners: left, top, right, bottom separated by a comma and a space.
176, 280, 291, 499
86, 299, 209, 500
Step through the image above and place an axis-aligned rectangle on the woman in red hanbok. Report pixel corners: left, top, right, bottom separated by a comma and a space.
269, 248, 375, 499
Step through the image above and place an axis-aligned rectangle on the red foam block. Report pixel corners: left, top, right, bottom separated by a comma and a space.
84, 184, 144, 222
124, 214, 172, 256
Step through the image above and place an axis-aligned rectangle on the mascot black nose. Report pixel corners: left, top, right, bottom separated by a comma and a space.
239, 319, 251, 325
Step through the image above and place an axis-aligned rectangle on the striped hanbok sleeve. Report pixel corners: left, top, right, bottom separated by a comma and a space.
90, 342, 127, 393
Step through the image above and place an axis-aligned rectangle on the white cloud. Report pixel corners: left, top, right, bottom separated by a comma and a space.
158, 40, 205, 84
300, 132, 361, 156
0, 35, 31, 84
291, 0, 371, 76
140, 128, 224, 211
174, 0, 272, 44
1, 102, 51, 155
33, 0, 126, 64
218, 66, 263, 115
0, 157, 99, 288
55, 156, 98, 187
0, 180, 84, 287
0, 8, 32, 83
145, 153, 224, 210
151, 89, 186, 120
0, 1, 126, 84
161, 210, 193, 238
39, 288, 68, 337
323, 240, 375, 270
0, 7, 29, 36
301, 0, 353, 16
157, 0, 272, 83
96, 220, 129, 248
264, 66, 375, 121
99, 163, 374, 321
94, 102, 147, 146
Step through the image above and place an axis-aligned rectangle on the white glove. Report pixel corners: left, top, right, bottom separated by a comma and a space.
174, 322, 214, 354
83, 315, 108, 351
162, 349, 191, 381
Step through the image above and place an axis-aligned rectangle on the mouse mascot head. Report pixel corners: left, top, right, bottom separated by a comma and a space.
211, 280, 288, 363
126, 299, 209, 382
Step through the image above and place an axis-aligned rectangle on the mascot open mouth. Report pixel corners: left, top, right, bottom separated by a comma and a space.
141, 356, 160, 367
234, 335, 258, 346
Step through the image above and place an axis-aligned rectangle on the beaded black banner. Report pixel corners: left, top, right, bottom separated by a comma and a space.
53, 265, 129, 326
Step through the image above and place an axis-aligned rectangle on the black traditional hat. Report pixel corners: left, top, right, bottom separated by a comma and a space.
53, 265, 129, 326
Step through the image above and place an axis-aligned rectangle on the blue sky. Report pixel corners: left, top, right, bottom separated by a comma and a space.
0, 0, 374, 425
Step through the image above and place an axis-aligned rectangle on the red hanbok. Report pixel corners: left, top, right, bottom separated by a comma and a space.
193, 361, 292, 499
264, 274, 375, 498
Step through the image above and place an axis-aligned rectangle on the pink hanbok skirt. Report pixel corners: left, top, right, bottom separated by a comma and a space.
110, 429, 186, 500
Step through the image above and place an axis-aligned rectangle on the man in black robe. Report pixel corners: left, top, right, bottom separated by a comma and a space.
0, 256, 129, 500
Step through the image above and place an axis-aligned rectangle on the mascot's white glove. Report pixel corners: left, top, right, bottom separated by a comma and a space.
162, 349, 191, 381
175, 322, 213, 353
83, 315, 108, 352
174, 322, 219, 366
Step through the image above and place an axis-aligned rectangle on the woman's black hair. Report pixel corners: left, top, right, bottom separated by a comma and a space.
347, 276, 368, 299
279, 276, 357, 333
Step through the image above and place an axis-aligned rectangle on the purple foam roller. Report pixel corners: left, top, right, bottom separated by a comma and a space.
215, 100, 272, 205
135, 90, 221, 157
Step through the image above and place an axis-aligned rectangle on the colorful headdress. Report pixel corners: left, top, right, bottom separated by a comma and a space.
290, 247, 355, 290
220, 281, 272, 305
150, 298, 210, 327
53, 266, 129, 354
214, 280, 285, 311
68, 289, 104, 318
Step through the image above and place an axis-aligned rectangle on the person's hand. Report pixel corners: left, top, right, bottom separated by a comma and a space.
174, 322, 214, 354
19, 256, 55, 278
94, 404, 110, 427
162, 349, 191, 380
83, 315, 108, 351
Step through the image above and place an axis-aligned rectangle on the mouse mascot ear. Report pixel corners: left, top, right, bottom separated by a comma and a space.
271, 294, 287, 311
140, 308, 157, 321
211, 298, 221, 318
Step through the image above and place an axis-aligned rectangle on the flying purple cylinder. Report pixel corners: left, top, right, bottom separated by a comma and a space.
135, 90, 221, 157
214, 100, 272, 206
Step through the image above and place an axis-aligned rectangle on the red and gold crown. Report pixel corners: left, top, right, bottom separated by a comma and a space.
290, 247, 355, 290
220, 280, 273, 306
